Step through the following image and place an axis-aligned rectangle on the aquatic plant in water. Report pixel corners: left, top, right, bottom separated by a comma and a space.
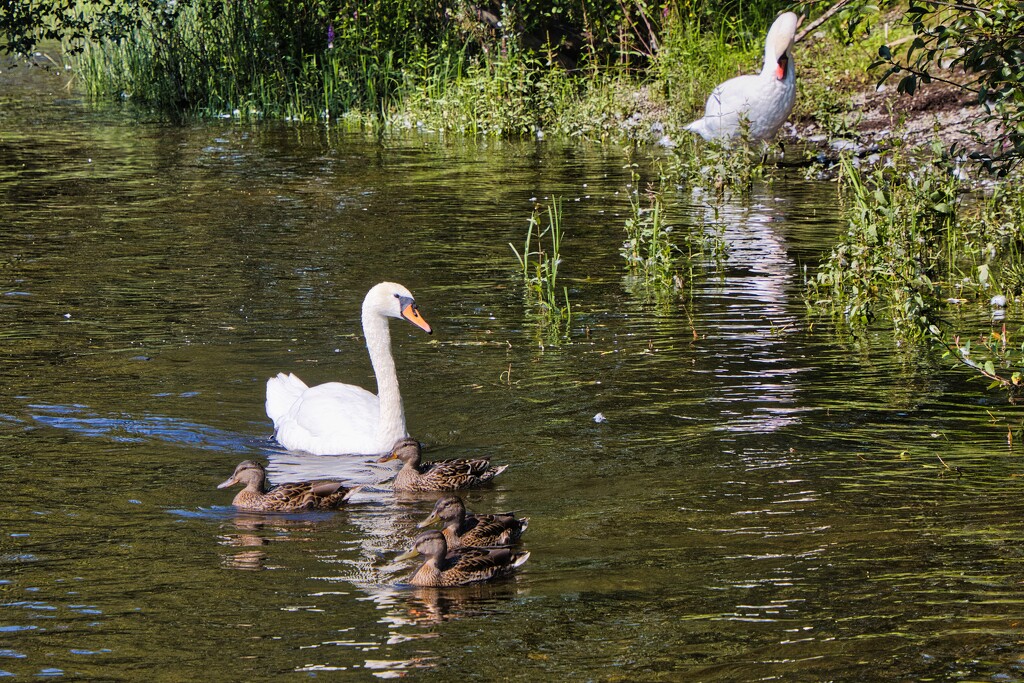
621, 166, 679, 289
932, 325, 1024, 404
665, 132, 775, 194
619, 164, 728, 304
805, 143, 1024, 400
510, 198, 571, 342
927, 184, 1024, 401
806, 151, 960, 338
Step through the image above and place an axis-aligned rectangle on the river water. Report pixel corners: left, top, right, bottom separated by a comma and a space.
3, 62, 1024, 682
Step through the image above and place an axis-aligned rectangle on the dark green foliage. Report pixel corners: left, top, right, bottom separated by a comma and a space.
3, 0, 793, 122
873, 1, 1024, 174
0, 0, 142, 56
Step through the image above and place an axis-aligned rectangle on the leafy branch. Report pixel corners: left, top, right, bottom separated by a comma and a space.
871, 0, 1024, 174
931, 323, 1024, 403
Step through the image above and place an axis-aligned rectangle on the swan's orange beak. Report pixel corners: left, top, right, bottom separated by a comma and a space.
776, 54, 788, 80
401, 301, 432, 334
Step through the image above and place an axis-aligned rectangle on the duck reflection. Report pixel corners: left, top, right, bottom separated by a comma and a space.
216, 512, 322, 571
358, 581, 525, 627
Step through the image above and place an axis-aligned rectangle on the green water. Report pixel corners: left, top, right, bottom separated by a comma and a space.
3, 63, 1024, 682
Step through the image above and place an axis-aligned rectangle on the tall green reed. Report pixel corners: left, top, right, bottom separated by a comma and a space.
510, 198, 572, 342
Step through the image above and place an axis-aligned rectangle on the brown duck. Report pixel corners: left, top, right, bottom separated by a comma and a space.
395, 530, 530, 587
377, 438, 506, 492
217, 460, 361, 512
417, 495, 528, 549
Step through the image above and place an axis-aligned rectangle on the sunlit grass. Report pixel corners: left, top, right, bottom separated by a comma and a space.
68, 0, 778, 139
510, 198, 572, 343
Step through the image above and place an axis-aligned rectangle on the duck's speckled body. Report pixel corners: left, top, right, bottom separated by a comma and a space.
378, 438, 506, 492
217, 460, 361, 512
418, 495, 528, 549
396, 530, 530, 587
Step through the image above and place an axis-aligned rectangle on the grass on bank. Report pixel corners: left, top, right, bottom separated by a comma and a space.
69, 0, 779, 135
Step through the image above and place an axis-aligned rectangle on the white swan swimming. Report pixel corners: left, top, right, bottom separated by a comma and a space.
685, 12, 799, 142
265, 281, 432, 456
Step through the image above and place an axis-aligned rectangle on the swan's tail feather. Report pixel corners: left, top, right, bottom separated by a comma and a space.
265, 372, 308, 426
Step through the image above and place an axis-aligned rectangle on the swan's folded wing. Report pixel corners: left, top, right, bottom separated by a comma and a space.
288, 382, 379, 437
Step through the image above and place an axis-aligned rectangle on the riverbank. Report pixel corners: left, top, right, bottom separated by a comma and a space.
6, 6, 1001, 175
4, 15, 1023, 396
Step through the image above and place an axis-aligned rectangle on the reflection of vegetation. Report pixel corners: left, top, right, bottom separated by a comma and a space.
617, 162, 730, 318
510, 198, 571, 342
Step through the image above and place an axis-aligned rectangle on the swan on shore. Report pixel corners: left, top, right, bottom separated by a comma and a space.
686, 12, 799, 142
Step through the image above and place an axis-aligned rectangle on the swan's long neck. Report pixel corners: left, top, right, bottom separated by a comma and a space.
761, 44, 784, 78
761, 16, 796, 79
363, 308, 406, 450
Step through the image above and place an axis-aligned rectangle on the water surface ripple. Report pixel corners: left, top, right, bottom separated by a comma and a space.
1, 65, 1023, 682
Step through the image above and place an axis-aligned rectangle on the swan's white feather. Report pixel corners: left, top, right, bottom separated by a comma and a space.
686, 12, 798, 142
271, 380, 382, 455
264, 282, 429, 456
265, 372, 309, 428
687, 72, 794, 141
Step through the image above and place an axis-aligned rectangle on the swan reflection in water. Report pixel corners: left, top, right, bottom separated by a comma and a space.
690, 188, 807, 436
263, 442, 398, 487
